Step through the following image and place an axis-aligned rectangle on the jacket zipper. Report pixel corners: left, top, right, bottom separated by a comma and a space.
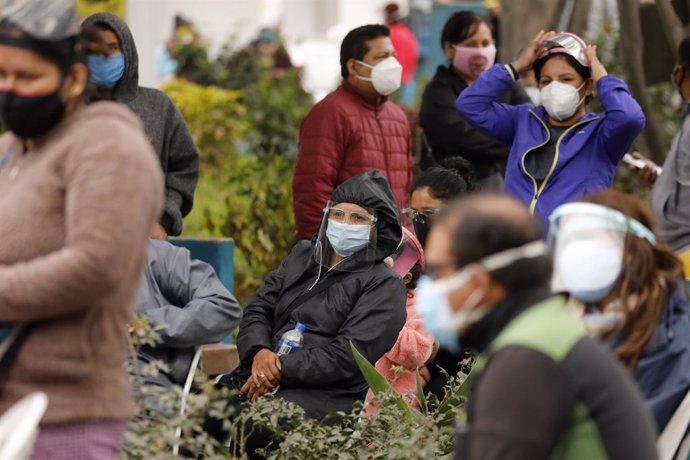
521, 110, 600, 214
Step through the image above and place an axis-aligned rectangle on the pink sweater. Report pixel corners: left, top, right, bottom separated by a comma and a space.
0, 102, 164, 424
366, 291, 435, 414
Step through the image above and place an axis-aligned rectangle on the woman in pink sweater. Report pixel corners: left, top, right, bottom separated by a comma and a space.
366, 229, 436, 414
0, 3, 163, 458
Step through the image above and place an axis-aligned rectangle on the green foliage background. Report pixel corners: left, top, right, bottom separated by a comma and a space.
165, 40, 312, 304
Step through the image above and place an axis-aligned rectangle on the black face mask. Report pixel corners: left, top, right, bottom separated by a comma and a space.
412, 214, 431, 248
0, 90, 66, 139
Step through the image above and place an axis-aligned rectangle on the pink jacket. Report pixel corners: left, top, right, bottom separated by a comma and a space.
365, 291, 435, 414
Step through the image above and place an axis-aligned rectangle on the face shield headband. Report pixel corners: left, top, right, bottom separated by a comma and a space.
548, 202, 656, 246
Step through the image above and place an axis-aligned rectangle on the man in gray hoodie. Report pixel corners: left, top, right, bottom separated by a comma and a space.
631, 37, 690, 268
82, 13, 199, 238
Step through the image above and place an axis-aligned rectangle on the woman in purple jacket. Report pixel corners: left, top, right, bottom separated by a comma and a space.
456, 31, 645, 225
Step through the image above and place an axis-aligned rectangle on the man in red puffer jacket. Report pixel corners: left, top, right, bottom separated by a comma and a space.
293, 24, 412, 240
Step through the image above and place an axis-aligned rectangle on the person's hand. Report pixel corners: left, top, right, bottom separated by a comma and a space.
240, 376, 273, 402
150, 223, 168, 240
511, 30, 555, 73
251, 348, 282, 388
585, 45, 608, 83
630, 151, 660, 184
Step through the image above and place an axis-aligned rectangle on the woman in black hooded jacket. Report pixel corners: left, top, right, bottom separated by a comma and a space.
234, 170, 407, 420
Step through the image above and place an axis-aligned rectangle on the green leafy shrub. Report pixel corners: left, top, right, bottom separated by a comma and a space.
121, 315, 236, 459
214, 154, 296, 302
163, 80, 247, 167
165, 42, 311, 304
121, 320, 468, 459
239, 70, 312, 159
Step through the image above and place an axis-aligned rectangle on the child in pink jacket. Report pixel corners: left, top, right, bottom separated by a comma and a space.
366, 229, 436, 414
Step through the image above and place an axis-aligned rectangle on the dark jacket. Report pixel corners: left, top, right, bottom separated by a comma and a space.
419, 65, 530, 178
292, 81, 412, 240
239, 171, 407, 419
456, 64, 645, 223
622, 284, 690, 431
135, 239, 242, 384
82, 13, 199, 236
456, 286, 658, 460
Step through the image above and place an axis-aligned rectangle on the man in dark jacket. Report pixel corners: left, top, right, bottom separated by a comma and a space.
237, 170, 406, 420
134, 239, 241, 387
292, 24, 412, 240
82, 13, 199, 238
419, 194, 658, 460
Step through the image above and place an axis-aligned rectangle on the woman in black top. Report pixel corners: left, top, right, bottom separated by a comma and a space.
419, 11, 529, 190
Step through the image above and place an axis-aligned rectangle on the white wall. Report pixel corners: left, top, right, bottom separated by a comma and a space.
126, 0, 409, 92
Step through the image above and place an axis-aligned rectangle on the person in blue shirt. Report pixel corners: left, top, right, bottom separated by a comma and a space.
456, 30, 645, 225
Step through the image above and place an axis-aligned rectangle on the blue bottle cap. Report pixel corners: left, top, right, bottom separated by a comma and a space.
295, 322, 307, 332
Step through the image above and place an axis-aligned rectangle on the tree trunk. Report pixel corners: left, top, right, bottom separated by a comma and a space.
617, 0, 668, 163
655, 0, 684, 58
499, 0, 562, 63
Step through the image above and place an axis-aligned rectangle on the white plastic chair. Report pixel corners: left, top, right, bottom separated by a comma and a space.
172, 346, 202, 456
0, 392, 48, 460
658, 388, 690, 460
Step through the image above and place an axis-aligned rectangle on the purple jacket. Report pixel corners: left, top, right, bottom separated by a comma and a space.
456, 64, 645, 224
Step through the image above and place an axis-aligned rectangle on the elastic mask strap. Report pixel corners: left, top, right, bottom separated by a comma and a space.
354, 60, 374, 82
481, 240, 548, 272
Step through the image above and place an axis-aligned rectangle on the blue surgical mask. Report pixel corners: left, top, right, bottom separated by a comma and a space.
87, 53, 125, 89
326, 220, 370, 257
416, 275, 465, 353
417, 240, 548, 353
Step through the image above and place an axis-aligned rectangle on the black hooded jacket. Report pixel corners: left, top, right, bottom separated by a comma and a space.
237, 171, 407, 419
82, 13, 199, 236
419, 65, 530, 179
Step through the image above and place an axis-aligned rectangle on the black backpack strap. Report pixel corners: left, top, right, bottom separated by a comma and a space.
272, 276, 339, 336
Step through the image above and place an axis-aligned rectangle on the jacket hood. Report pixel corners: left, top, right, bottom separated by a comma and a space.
82, 13, 138, 102
329, 170, 402, 262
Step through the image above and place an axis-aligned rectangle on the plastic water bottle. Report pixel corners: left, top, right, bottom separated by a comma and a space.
275, 323, 306, 356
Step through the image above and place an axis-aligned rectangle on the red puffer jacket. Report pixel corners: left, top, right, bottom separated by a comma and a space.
293, 81, 412, 240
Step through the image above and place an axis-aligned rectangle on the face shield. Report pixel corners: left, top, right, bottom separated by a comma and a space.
537, 32, 589, 68
389, 228, 424, 277
549, 202, 656, 302
402, 207, 442, 248
313, 201, 379, 272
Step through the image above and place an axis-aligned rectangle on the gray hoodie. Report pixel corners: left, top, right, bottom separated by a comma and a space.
82, 13, 199, 236
650, 109, 690, 253
135, 239, 242, 385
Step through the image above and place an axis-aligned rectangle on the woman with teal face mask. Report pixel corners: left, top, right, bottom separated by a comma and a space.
208, 171, 407, 456
550, 189, 690, 432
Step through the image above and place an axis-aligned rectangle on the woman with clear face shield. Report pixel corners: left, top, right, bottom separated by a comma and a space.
550, 189, 690, 432
457, 30, 645, 227
211, 171, 407, 456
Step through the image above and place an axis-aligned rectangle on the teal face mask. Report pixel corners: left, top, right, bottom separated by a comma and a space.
87, 53, 125, 89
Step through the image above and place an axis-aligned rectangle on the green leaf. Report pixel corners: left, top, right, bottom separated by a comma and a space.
349, 341, 423, 424
415, 367, 428, 415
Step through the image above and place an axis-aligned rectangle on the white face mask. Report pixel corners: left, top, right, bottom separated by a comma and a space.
540, 81, 586, 121
524, 86, 541, 106
555, 239, 623, 303
355, 56, 403, 96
